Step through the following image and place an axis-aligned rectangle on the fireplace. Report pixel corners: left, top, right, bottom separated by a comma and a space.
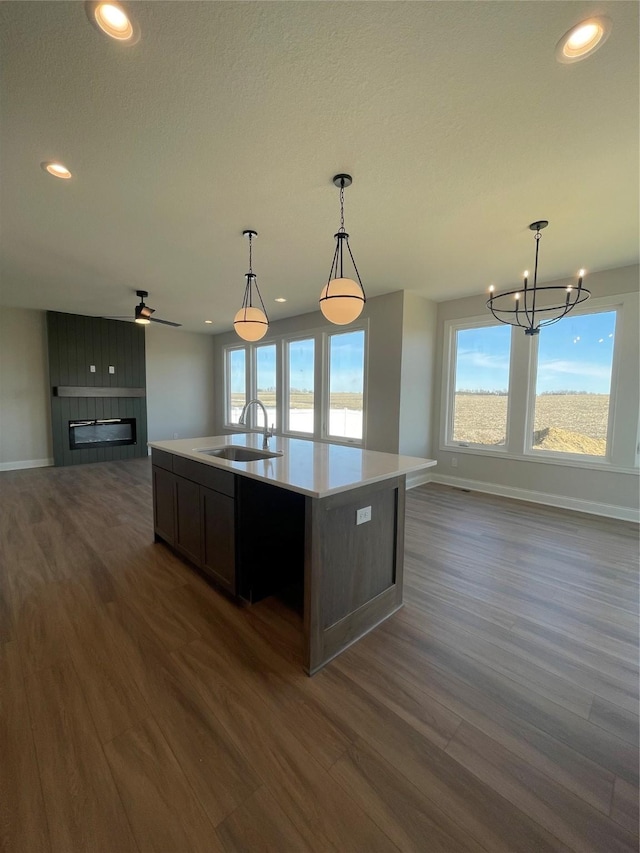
69, 418, 137, 450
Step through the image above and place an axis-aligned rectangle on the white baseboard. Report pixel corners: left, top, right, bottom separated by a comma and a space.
406, 470, 434, 490
0, 457, 54, 472
426, 473, 639, 523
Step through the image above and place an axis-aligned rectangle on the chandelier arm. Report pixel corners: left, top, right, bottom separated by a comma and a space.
326, 239, 341, 288
240, 276, 252, 314
528, 230, 541, 330
344, 237, 366, 297
521, 286, 534, 331
252, 276, 269, 322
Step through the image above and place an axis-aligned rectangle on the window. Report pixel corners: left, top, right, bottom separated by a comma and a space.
531, 310, 616, 457
255, 344, 277, 430
327, 330, 365, 440
449, 324, 511, 447
223, 323, 367, 445
441, 299, 634, 470
226, 348, 246, 424
286, 338, 315, 434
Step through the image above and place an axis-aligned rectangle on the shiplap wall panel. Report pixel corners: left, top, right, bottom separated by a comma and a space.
47, 312, 148, 466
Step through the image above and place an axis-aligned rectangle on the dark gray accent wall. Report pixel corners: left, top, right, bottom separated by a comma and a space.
47, 312, 148, 466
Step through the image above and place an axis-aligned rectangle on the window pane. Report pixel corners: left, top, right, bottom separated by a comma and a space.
533, 311, 616, 456
328, 330, 365, 440
452, 325, 511, 446
287, 339, 314, 433
227, 348, 246, 423
256, 344, 277, 430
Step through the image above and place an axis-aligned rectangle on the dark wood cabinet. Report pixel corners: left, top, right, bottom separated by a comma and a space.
153, 466, 175, 546
201, 487, 235, 593
152, 450, 238, 595
151, 450, 304, 604
175, 476, 202, 566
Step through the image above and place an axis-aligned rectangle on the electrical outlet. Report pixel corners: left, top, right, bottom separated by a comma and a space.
451, 456, 458, 468
108, 365, 115, 374
356, 506, 372, 525
89, 365, 96, 373
173, 432, 179, 439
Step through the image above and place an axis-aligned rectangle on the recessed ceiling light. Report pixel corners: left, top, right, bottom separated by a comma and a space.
205, 320, 213, 324
86, 1, 139, 43
274, 297, 287, 303
556, 17, 612, 63
41, 161, 72, 179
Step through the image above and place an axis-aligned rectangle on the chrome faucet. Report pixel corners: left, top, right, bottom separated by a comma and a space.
238, 399, 273, 449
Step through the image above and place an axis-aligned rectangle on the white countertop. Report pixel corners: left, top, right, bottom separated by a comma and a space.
148, 434, 436, 499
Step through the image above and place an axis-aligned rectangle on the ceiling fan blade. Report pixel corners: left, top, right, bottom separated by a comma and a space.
150, 317, 182, 327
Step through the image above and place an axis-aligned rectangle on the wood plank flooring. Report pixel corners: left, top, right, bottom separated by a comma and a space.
0, 459, 638, 852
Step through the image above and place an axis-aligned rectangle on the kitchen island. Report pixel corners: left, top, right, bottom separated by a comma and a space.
149, 434, 436, 674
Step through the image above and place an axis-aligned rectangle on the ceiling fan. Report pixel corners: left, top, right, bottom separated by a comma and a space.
106, 290, 182, 327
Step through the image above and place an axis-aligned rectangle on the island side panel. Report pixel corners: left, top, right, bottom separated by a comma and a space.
303, 476, 406, 675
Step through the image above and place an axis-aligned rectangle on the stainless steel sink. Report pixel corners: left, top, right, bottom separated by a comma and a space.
196, 446, 282, 462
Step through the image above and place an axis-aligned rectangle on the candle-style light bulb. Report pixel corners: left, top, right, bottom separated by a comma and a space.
489, 284, 495, 302
577, 269, 585, 288
523, 270, 529, 287
515, 292, 520, 301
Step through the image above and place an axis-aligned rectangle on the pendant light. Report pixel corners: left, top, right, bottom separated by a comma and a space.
319, 174, 366, 325
487, 221, 590, 335
234, 229, 269, 341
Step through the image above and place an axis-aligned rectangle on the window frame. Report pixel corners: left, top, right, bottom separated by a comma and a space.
223, 344, 249, 428
252, 341, 279, 432
441, 315, 514, 453
284, 334, 317, 437
439, 295, 634, 472
322, 327, 368, 445
523, 303, 621, 464
222, 319, 368, 447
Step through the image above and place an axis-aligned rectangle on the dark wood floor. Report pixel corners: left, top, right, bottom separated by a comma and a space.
0, 459, 638, 853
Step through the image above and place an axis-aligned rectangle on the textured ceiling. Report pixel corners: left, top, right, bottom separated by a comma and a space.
1, 1, 638, 333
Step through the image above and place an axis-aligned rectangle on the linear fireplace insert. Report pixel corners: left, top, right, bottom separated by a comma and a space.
69, 418, 137, 450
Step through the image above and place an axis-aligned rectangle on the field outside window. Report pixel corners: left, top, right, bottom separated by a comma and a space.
328, 330, 365, 440
286, 338, 315, 434
227, 348, 246, 424
255, 344, 277, 430
532, 310, 616, 456
451, 325, 511, 446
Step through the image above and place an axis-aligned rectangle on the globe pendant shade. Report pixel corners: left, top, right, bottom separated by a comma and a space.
319, 277, 365, 325
234, 306, 268, 341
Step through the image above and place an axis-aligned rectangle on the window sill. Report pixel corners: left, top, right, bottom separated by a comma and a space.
440, 443, 638, 475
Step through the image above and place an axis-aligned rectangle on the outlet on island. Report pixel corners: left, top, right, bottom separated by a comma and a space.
173, 432, 179, 439
356, 505, 372, 525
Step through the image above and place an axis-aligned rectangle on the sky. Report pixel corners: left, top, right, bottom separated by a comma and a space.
230, 330, 365, 394
455, 311, 617, 394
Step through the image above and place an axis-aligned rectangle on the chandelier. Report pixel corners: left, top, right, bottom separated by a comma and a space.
319, 174, 366, 325
234, 229, 269, 342
487, 221, 590, 335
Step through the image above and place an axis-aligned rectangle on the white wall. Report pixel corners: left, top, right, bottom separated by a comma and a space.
399, 291, 437, 459
0, 307, 52, 468
431, 264, 640, 520
145, 323, 215, 442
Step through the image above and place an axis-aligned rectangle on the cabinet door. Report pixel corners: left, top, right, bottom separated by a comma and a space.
153, 466, 175, 545
175, 476, 202, 566
201, 487, 236, 593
